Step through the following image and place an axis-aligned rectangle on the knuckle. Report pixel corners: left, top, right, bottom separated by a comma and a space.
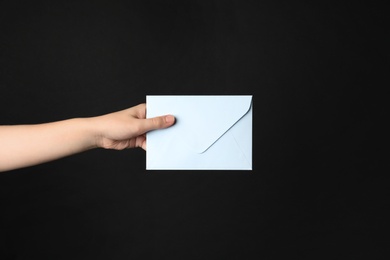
136, 103, 146, 118
152, 117, 164, 127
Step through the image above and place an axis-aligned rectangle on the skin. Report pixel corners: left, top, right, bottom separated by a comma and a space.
0, 103, 175, 172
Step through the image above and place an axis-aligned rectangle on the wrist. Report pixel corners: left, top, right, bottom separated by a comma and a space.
73, 117, 101, 150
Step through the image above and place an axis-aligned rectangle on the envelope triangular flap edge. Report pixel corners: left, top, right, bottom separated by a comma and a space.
181, 95, 252, 154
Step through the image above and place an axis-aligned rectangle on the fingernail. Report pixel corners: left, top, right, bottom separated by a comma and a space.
165, 115, 174, 123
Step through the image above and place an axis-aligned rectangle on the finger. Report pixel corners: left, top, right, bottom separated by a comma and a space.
135, 135, 146, 150
142, 134, 147, 150
138, 115, 175, 134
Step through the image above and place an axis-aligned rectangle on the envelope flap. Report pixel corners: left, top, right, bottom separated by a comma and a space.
178, 96, 252, 153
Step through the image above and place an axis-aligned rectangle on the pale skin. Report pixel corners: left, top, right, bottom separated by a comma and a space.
0, 103, 175, 172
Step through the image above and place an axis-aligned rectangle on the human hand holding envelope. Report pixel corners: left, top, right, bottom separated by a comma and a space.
146, 95, 252, 170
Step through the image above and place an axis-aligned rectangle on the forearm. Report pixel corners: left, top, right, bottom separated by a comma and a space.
0, 118, 98, 172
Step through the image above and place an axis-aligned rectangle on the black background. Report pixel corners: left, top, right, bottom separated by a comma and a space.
0, 0, 388, 259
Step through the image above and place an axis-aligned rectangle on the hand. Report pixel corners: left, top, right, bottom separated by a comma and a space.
91, 103, 175, 150
0, 103, 171, 172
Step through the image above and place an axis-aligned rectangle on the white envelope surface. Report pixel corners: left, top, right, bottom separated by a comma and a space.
146, 95, 252, 170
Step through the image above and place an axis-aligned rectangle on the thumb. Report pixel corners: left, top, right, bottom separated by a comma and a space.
138, 115, 175, 134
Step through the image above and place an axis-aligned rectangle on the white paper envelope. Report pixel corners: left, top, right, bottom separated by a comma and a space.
146, 95, 252, 170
